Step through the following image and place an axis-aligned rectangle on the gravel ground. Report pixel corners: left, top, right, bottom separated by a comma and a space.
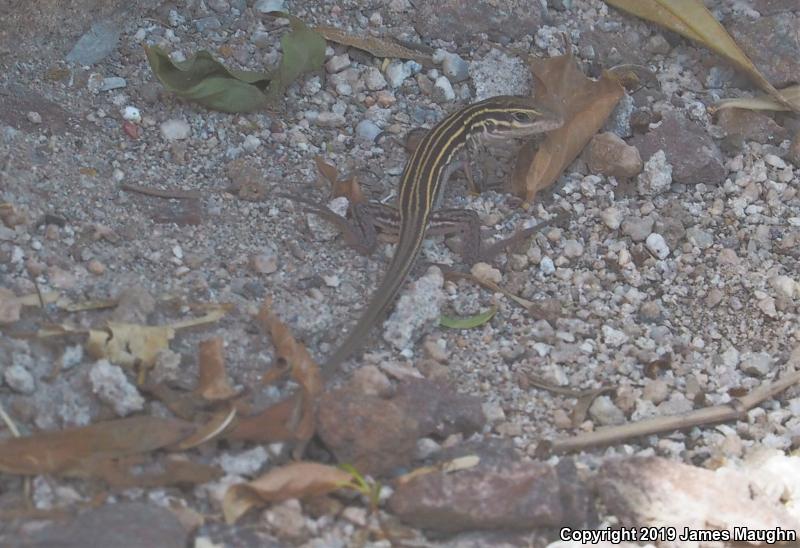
1, 0, 799, 546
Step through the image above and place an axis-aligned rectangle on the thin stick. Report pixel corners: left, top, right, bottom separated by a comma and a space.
544, 368, 800, 454
120, 183, 201, 200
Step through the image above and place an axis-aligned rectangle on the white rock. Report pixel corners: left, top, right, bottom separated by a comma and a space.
645, 232, 670, 259
160, 119, 191, 140
121, 106, 141, 122
325, 53, 350, 74
364, 67, 387, 91
769, 275, 797, 299
600, 206, 622, 230
433, 75, 455, 101
539, 256, 555, 275
243, 134, 261, 151
385, 61, 412, 88
602, 325, 628, 347
253, 0, 285, 13
4, 364, 35, 394
740, 351, 772, 377
637, 150, 672, 196
89, 360, 145, 416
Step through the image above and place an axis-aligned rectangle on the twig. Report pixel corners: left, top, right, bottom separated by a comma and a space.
542, 367, 800, 454
120, 183, 201, 200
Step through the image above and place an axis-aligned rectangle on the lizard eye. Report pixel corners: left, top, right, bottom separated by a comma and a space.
512, 111, 532, 123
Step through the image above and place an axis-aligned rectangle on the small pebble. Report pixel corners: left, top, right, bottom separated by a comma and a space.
4, 364, 36, 394
160, 119, 191, 140
100, 76, 127, 91
121, 106, 141, 122
441, 52, 470, 83
26, 111, 42, 124
600, 206, 622, 230
253, 0, 285, 13
87, 259, 106, 275
385, 61, 412, 88
355, 119, 381, 142
364, 67, 387, 91
316, 112, 346, 127
325, 54, 350, 74
433, 75, 455, 101
645, 233, 670, 259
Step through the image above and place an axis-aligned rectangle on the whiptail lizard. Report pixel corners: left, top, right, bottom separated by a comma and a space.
283, 95, 563, 370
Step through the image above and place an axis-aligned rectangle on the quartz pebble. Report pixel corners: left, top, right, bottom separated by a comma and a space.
645, 233, 670, 259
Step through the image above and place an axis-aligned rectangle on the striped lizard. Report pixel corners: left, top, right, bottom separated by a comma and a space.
283, 95, 563, 370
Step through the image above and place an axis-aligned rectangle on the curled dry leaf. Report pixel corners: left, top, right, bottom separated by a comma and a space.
315, 25, 434, 67
0, 416, 193, 477
711, 84, 800, 113
512, 52, 624, 202
223, 462, 355, 523
196, 337, 237, 401
226, 300, 322, 454
171, 405, 238, 451
87, 322, 175, 369
605, 0, 799, 112
315, 156, 365, 205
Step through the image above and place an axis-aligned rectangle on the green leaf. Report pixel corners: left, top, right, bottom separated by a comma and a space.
265, 13, 326, 102
439, 306, 497, 329
144, 14, 325, 112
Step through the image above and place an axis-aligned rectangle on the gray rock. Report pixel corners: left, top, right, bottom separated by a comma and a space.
637, 150, 672, 196
598, 457, 800, 536
66, 21, 120, 65
89, 360, 145, 416
686, 226, 714, 249
195, 16, 221, 32
160, 119, 191, 140
254, 0, 286, 13
589, 395, 626, 426
470, 49, 531, 100
432, 75, 455, 102
355, 119, 381, 142
645, 233, 670, 259
621, 216, 654, 242
99, 77, 127, 91
415, 0, 547, 42
385, 61, 413, 88
740, 351, 772, 377
315, 111, 346, 127
442, 52, 470, 83
26, 502, 188, 548
325, 53, 350, 74
389, 457, 588, 533
364, 67, 387, 91
728, 14, 800, 88
631, 112, 725, 185
4, 364, 35, 394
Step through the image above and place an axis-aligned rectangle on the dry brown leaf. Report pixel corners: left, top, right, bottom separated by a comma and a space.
0, 416, 193, 476
315, 25, 433, 67
605, 0, 799, 112
226, 397, 298, 443
314, 156, 365, 205
395, 455, 481, 485
512, 53, 624, 201
711, 84, 800, 113
196, 337, 237, 400
223, 462, 355, 523
87, 322, 175, 369
171, 405, 237, 450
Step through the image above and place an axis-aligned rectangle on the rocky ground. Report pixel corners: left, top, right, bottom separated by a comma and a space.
1, 0, 799, 546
